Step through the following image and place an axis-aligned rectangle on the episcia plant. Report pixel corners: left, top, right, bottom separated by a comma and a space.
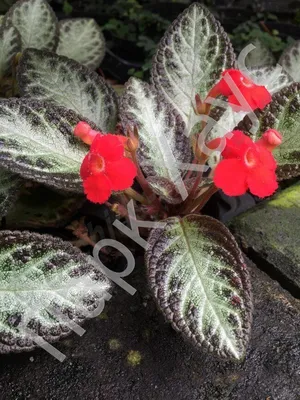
0, 2, 298, 361
0, 0, 105, 96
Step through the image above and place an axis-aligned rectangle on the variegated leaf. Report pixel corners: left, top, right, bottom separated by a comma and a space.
279, 40, 300, 82
146, 215, 252, 361
5, 0, 58, 51
0, 169, 23, 217
5, 185, 84, 229
18, 49, 118, 131
151, 3, 235, 135
248, 65, 292, 93
120, 78, 192, 200
244, 39, 275, 68
57, 18, 105, 70
0, 19, 21, 80
0, 99, 91, 192
0, 230, 111, 354
238, 83, 300, 180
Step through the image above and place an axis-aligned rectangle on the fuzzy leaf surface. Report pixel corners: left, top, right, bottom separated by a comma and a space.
151, 3, 235, 134
57, 18, 105, 70
146, 215, 252, 360
0, 170, 23, 218
0, 230, 111, 354
0, 19, 21, 80
0, 99, 91, 192
5, 0, 58, 51
279, 40, 300, 82
18, 49, 118, 131
244, 39, 275, 68
120, 78, 192, 200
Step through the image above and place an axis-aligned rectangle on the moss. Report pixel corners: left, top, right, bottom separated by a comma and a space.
127, 350, 142, 366
108, 338, 121, 351
268, 182, 300, 209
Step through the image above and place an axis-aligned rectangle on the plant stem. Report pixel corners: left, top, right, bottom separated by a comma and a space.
124, 187, 148, 204
189, 185, 219, 214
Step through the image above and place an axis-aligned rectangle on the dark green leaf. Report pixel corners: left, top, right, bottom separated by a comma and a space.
0, 230, 111, 354
146, 215, 252, 361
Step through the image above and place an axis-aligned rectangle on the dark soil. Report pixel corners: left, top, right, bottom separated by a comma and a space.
0, 256, 299, 400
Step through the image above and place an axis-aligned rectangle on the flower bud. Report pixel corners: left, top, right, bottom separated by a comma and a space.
257, 129, 282, 152
74, 122, 100, 145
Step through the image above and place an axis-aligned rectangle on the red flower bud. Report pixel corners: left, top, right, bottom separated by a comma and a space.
257, 129, 282, 152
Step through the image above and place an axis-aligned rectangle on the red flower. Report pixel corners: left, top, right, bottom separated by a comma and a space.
80, 134, 137, 204
213, 130, 281, 198
209, 69, 272, 112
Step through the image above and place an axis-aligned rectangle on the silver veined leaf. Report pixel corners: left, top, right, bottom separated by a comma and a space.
244, 39, 275, 69
238, 83, 300, 180
5, 0, 58, 51
56, 18, 105, 70
0, 19, 21, 80
0, 169, 23, 218
208, 65, 292, 144
120, 77, 192, 200
146, 215, 252, 361
0, 99, 92, 192
18, 49, 118, 131
151, 3, 235, 135
279, 40, 300, 82
0, 230, 111, 354
248, 65, 292, 93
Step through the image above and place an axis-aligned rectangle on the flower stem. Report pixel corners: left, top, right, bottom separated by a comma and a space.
124, 187, 148, 205
189, 185, 219, 214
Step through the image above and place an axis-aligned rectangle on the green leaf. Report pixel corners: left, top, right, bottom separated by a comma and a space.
0, 169, 23, 218
279, 40, 300, 82
0, 99, 91, 192
151, 3, 235, 134
0, 230, 111, 354
0, 19, 21, 80
120, 77, 192, 199
238, 83, 300, 180
57, 18, 105, 70
18, 49, 118, 131
245, 38, 275, 68
5, 0, 58, 51
0, 16, 4, 25
5, 185, 84, 229
146, 215, 252, 361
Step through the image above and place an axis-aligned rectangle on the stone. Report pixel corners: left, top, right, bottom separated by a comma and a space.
230, 182, 300, 295
0, 256, 300, 399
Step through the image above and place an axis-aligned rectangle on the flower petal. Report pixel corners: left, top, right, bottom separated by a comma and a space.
257, 146, 277, 171
80, 154, 91, 180
247, 166, 278, 198
214, 158, 248, 196
90, 134, 124, 161
228, 89, 257, 112
83, 174, 112, 204
105, 157, 137, 191
218, 69, 247, 96
222, 130, 254, 159
251, 85, 272, 110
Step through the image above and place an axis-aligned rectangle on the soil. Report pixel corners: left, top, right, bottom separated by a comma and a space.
0, 255, 300, 400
